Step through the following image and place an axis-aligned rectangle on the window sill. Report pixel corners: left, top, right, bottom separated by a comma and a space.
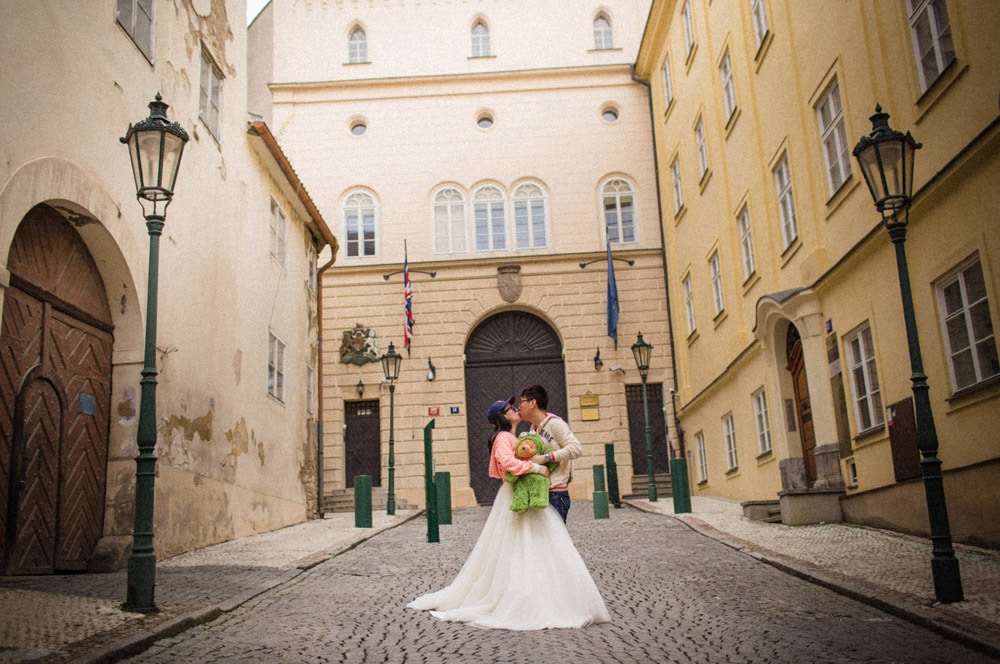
725, 466, 739, 477
712, 308, 728, 329
673, 203, 687, 225
468, 54, 496, 60
741, 271, 760, 295
684, 43, 698, 72
914, 59, 968, 124
753, 30, 773, 72
344, 60, 371, 66
686, 328, 700, 346
946, 373, 1000, 405
852, 425, 885, 448
723, 107, 740, 139
588, 47, 623, 54
823, 175, 859, 218
697, 479, 709, 487
698, 168, 712, 194
756, 449, 773, 463
663, 98, 675, 124
780, 238, 802, 268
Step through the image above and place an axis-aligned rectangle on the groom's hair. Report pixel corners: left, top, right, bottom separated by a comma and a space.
520, 384, 549, 411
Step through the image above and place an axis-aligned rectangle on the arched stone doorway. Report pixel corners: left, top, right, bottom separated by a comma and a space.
464, 311, 566, 504
0, 204, 113, 574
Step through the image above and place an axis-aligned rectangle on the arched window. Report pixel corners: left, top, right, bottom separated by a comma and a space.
348, 26, 367, 63
471, 21, 491, 57
433, 187, 467, 254
343, 191, 376, 257
512, 182, 548, 249
602, 178, 636, 244
594, 14, 613, 50
473, 186, 506, 251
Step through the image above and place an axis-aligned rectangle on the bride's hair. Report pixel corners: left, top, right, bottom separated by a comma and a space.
488, 412, 513, 450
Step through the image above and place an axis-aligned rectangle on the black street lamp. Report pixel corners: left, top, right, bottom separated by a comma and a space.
120, 94, 189, 612
381, 342, 403, 515
631, 332, 657, 502
852, 105, 963, 604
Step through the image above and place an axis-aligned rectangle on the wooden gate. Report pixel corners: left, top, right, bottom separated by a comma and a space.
0, 204, 112, 574
464, 312, 566, 504
344, 400, 380, 488
786, 325, 817, 486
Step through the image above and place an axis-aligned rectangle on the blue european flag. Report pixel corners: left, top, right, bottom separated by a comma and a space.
607, 243, 620, 349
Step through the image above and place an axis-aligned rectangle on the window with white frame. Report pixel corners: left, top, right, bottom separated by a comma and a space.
474, 186, 506, 251
344, 191, 376, 257
199, 48, 222, 139
682, 1, 695, 57
268, 331, 286, 402
269, 198, 287, 267
937, 256, 999, 391
348, 26, 367, 63
433, 187, 468, 254
471, 20, 490, 57
662, 57, 674, 107
594, 14, 613, 50
817, 80, 851, 195
306, 364, 315, 416
709, 251, 724, 316
683, 274, 696, 335
846, 323, 885, 432
908, 0, 955, 91
307, 244, 317, 293
116, 0, 154, 61
695, 431, 708, 482
602, 179, 636, 244
750, 0, 769, 50
720, 50, 736, 120
513, 182, 547, 249
752, 388, 772, 454
773, 154, 798, 249
671, 157, 684, 213
723, 413, 738, 470
695, 118, 709, 178
737, 207, 756, 281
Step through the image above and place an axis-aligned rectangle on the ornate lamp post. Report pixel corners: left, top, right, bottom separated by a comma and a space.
852, 105, 963, 603
381, 342, 402, 515
120, 94, 189, 612
631, 332, 657, 502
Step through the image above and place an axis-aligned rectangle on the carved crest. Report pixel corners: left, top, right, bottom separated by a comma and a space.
339, 323, 380, 364
497, 264, 522, 302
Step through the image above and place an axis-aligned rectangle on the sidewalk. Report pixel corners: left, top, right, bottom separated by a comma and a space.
1, 498, 998, 662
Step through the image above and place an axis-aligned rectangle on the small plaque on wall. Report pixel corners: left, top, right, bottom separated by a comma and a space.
428, 406, 440, 416
581, 407, 600, 421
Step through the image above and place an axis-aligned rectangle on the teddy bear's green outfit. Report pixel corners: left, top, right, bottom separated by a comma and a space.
505, 432, 556, 512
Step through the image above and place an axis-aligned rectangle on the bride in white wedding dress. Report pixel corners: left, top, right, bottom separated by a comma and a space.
407, 396, 610, 631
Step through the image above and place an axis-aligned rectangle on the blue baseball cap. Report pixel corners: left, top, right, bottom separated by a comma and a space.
486, 396, 516, 424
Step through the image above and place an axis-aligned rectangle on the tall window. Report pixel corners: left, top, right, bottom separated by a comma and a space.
474, 186, 506, 251
709, 252, 724, 316
723, 413, 738, 470
737, 207, 756, 281
774, 154, 798, 249
661, 57, 674, 107
269, 198, 287, 267
268, 331, 286, 402
594, 15, 613, 50
513, 183, 547, 249
116, 0, 154, 61
471, 21, 490, 57
348, 27, 367, 63
846, 323, 884, 432
817, 80, 851, 195
908, 0, 955, 90
750, 0, 769, 50
344, 191, 376, 257
720, 50, 736, 121
752, 388, 772, 454
199, 48, 222, 139
695, 431, 708, 482
307, 244, 317, 293
682, 1, 695, 57
432, 187, 467, 254
695, 118, 708, 178
671, 157, 684, 214
937, 257, 999, 391
683, 274, 696, 335
602, 179, 636, 244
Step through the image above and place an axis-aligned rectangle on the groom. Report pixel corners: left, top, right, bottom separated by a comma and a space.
517, 384, 582, 523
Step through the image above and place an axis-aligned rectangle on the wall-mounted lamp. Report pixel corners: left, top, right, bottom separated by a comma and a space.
356, 379, 364, 398
427, 358, 436, 381
594, 349, 604, 371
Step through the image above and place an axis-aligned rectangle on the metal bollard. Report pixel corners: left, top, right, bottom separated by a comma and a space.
423, 420, 439, 543
671, 457, 692, 514
354, 475, 372, 528
435, 471, 452, 525
592, 464, 609, 519
604, 443, 621, 508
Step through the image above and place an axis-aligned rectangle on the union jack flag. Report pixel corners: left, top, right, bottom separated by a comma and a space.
404, 243, 413, 355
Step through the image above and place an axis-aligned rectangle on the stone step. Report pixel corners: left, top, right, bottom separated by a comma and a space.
323, 487, 414, 513
623, 473, 673, 498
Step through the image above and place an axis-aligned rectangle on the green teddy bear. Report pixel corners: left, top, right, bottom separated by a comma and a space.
505, 432, 558, 513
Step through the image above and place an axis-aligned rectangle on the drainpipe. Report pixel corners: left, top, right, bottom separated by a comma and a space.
316, 253, 336, 517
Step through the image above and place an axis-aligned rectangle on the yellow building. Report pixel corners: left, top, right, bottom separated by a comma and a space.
636, 0, 1000, 548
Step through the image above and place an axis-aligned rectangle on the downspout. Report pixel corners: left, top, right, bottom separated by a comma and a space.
631, 65, 684, 459
316, 253, 336, 517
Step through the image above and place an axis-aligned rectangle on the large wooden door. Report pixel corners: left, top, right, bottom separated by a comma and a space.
626, 383, 670, 476
0, 204, 113, 574
786, 325, 817, 486
344, 400, 380, 488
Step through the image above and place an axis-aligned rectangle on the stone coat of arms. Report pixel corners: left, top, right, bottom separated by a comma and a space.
340, 323, 380, 364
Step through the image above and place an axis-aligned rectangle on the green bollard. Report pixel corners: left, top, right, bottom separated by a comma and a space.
604, 443, 621, 508
423, 420, 439, 543
671, 457, 692, 514
354, 475, 372, 528
592, 464, 609, 519
435, 471, 452, 525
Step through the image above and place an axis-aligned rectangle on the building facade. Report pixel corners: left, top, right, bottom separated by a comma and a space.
636, 0, 999, 547
0, 0, 335, 573
249, 0, 678, 510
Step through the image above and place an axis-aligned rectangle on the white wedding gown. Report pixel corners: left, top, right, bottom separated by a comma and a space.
407, 483, 610, 630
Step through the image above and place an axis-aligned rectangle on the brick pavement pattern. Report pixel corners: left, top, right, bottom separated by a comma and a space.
121, 506, 995, 664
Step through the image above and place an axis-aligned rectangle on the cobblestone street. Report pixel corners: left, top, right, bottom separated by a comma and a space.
122, 505, 994, 663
